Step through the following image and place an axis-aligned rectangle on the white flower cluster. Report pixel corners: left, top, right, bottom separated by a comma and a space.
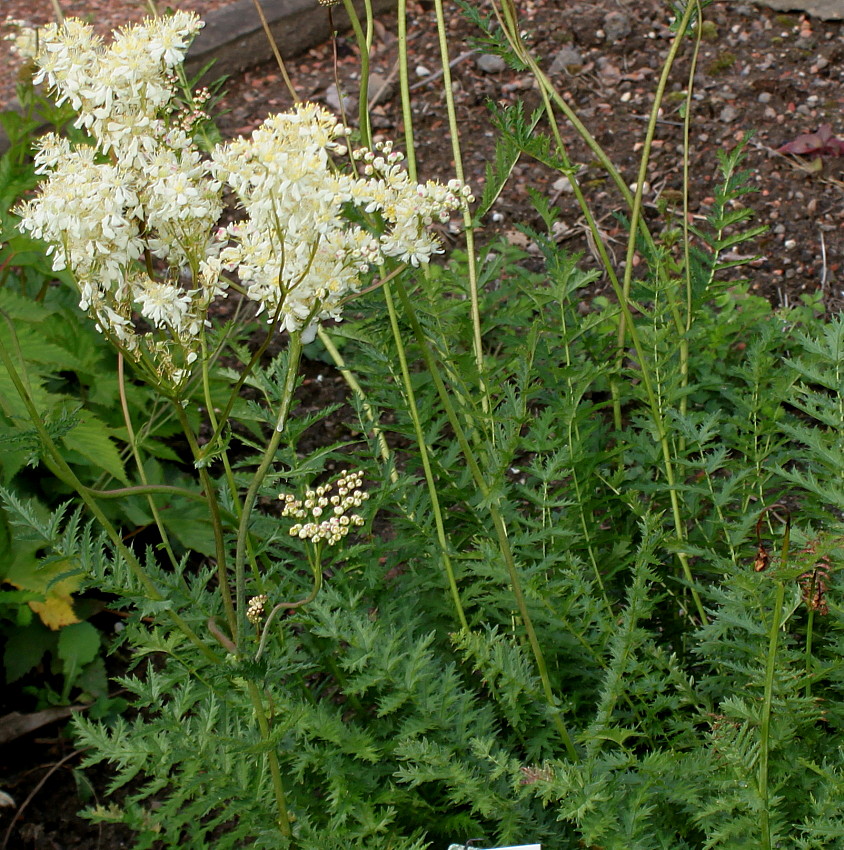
212, 105, 472, 342
246, 594, 268, 625
279, 470, 368, 546
16, 15, 470, 384
14, 12, 223, 386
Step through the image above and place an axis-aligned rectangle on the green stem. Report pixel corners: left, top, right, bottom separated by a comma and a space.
395, 0, 416, 177
394, 278, 577, 760
759, 520, 791, 850
680, 1, 705, 434
382, 282, 468, 630
234, 332, 303, 646
246, 681, 293, 839
117, 354, 181, 572
171, 403, 237, 637
317, 327, 394, 475
431, 0, 487, 416
341, 0, 373, 148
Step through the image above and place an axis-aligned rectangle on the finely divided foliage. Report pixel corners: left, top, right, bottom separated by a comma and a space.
1, 3, 843, 850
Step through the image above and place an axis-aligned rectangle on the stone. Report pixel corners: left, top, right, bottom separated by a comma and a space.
367, 72, 394, 105
719, 104, 740, 123
552, 175, 575, 194
549, 46, 583, 74
476, 53, 507, 74
603, 10, 632, 41
750, 0, 843, 19
324, 83, 355, 113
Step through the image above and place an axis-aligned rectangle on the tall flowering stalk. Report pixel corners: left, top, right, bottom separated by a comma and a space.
6, 14, 471, 841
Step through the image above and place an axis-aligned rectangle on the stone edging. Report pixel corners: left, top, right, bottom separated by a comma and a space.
0, 0, 396, 155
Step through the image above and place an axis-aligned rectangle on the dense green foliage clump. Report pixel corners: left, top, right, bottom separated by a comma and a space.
1, 3, 843, 849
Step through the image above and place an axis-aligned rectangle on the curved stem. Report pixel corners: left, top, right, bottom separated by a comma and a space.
255, 562, 322, 661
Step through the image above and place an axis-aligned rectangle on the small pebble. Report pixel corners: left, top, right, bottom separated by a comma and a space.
553, 175, 574, 194
758, 92, 772, 103
415, 65, 431, 78
549, 46, 583, 74
476, 53, 507, 74
324, 83, 355, 113
603, 10, 632, 41
719, 104, 739, 123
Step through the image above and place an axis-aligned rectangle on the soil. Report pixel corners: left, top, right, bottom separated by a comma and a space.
2, 0, 844, 847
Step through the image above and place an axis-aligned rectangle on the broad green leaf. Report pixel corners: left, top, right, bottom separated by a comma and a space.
57, 620, 101, 681
0, 360, 55, 420
3, 620, 55, 683
61, 414, 128, 484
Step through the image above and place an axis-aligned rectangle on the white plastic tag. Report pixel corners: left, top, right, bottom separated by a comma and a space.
447, 845, 541, 850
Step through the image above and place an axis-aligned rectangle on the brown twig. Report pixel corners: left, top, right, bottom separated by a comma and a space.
1, 748, 86, 850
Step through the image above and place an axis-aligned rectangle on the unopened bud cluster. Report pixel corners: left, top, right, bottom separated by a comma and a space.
279, 470, 368, 546
246, 594, 268, 625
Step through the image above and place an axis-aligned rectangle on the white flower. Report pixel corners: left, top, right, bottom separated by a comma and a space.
134, 277, 193, 330
213, 103, 468, 337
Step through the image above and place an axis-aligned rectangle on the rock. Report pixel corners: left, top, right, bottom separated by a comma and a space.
367, 72, 394, 105
758, 92, 772, 103
549, 46, 583, 74
603, 10, 632, 41
324, 83, 355, 114
750, 0, 843, 19
369, 105, 393, 129
552, 175, 575, 194
719, 104, 739, 123
476, 53, 507, 74
597, 57, 621, 84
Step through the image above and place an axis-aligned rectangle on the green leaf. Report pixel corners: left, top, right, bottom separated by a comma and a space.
4, 620, 55, 683
61, 414, 128, 484
57, 620, 101, 681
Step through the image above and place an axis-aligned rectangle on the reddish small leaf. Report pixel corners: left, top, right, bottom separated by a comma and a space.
778, 124, 844, 158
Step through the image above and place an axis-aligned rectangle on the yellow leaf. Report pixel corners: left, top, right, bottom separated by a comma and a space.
27, 581, 80, 630
4, 554, 82, 631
